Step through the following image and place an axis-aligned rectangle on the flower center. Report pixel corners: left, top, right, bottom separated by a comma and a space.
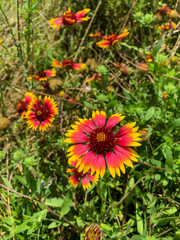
35, 106, 48, 121
89, 127, 115, 153
62, 59, 74, 68
107, 34, 118, 43
62, 12, 77, 25
36, 71, 46, 80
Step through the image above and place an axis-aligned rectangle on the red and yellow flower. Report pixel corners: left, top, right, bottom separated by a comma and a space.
137, 62, 148, 72
96, 29, 129, 48
17, 92, 35, 119
89, 32, 103, 38
85, 225, 102, 240
49, 7, 90, 29
158, 22, 176, 31
67, 160, 98, 190
35, 69, 56, 81
87, 73, 102, 83
65, 111, 141, 178
52, 58, 86, 70
26, 95, 59, 131
146, 54, 153, 63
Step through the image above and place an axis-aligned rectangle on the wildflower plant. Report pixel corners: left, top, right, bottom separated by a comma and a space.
0, 0, 180, 239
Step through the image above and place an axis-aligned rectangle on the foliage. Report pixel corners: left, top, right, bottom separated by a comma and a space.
0, 0, 179, 239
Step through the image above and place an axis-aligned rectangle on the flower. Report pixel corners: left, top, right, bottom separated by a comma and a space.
167, 10, 179, 18
146, 54, 153, 63
65, 111, 141, 178
85, 225, 102, 240
158, 22, 176, 31
159, 5, 170, 15
49, 7, 90, 29
114, 62, 123, 68
87, 73, 102, 82
52, 58, 86, 70
67, 160, 98, 190
96, 29, 129, 48
26, 95, 59, 131
137, 62, 148, 72
17, 92, 35, 119
89, 32, 103, 38
35, 69, 56, 81
162, 93, 169, 100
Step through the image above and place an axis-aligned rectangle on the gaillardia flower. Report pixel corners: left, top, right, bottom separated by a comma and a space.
85, 225, 102, 240
35, 69, 56, 81
49, 7, 90, 29
52, 58, 86, 70
89, 32, 103, 38
158, 22, 176, 31
65, 111, 141, 178
87, 73, 102, 83
26, 95, 59, 131
17, 92, 35, 119
146, 54, 153, 63
67, 160, 98, 190
96, 29, 129, 48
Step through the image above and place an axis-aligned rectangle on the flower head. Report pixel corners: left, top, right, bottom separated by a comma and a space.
52, 58, 86, 70
87, 73, 102, 83
167, 10, 179, 18
146, 54, 153, 63
114, 62, 123, 69
65, 111, 141, 178
67, 160, 98, 190
137, 62, 148, 72
85, 225, 102, 240
49, 7, 90, 29
96, 29, 129, 48
26, 95, 59, 131
89, 32, 103, 38
35, 69, 56, 81
158, 22, 176, 31
17, 92, 35, 119
159, 5, 170, 15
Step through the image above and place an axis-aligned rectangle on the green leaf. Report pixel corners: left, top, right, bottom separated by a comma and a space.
45, 197, 63, 208
136, 203, 143, 235
83, 101, 97, 110
101, 223, 113, 231
145, 107, 155, 121
60, 191, 72, 217
48, 221, 61, 229
0, 217, 13, 226
163, 148, 173, 169
107, 100, 118, 110
167, 118, 180, 133
153, 39, 163, 56
1, 176, 13, 189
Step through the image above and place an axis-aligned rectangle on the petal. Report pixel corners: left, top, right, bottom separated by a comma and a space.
76, 16, 91, 22
90, 153, 106, 178
75, 9, 90, 19
67, 144, 90, 159
69, 175, 79, 188
52, 58, 62, 67
106, 114, 125, 129
72, 63, 86, 70
49, 17, 63, 29
65, 131, 89, 143
44, 69, 56, 77
82, 176, 91, 190
106, 151, 122, 178
96, 40, 110, 48
64, 18, 76, 24
92, 111, 106, 127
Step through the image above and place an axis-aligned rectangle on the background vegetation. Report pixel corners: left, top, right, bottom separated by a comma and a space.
0, 0, 179, 239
